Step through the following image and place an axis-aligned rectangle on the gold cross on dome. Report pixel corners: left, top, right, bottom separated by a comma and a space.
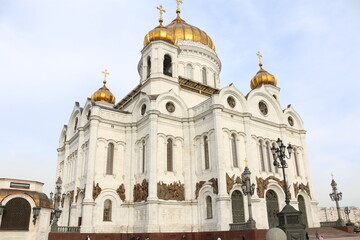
102, 69, 109, 85
156, 5, 166, 22
176, 0, 183, 11
256, 51, 263, 65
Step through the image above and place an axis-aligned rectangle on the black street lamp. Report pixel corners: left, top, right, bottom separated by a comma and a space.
271, 138, 306, 240
50, 177, 63, 232
344, 207, 353, 226
329, 175, 344, 226
241, 161, 256, 229
32, 206, 41, 225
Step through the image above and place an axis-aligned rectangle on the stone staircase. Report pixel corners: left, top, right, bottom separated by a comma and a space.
306, 227, 359, 239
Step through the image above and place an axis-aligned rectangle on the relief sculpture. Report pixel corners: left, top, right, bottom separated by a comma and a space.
93, 182, 102, 200
256, 176, 291, 199
195, 181, 206, 199
133, 179, 148, 202
195, 178, 219, 199
117, 184, 126, 201
294, 182, 311, 199
157, 181, 185, 201
226, 173, 243, 193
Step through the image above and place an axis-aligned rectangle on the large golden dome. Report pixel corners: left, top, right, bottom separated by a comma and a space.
144, 22, 177, 48
91, 70, 115, 104
250, 63, 278, 89
166, 12, 216, 51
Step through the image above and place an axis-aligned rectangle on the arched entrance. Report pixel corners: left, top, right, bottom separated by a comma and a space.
266, 190, 279, 228
0, 198, 31, 230
231, 190, 245, 223
298, 195, 308, 227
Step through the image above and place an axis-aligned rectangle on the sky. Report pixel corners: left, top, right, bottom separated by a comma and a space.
0, 0, 359, 208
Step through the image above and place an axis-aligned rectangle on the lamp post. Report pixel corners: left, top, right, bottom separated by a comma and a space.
329, 175, 344, 226
241, 160, 256, 229
0, 203, 5, 216
271, 138, 306, 240
344, 207, 353, 226
32, 206, 41, 224
51, 177, 63, 232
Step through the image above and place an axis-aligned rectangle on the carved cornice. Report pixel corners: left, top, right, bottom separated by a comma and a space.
178, 76, 219, 97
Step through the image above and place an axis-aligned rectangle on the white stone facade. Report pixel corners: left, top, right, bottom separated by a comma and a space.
55, 18, 320, 233
319, 207, 360, 225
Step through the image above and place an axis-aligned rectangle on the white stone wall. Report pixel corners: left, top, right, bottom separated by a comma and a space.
55, 40, 319, 233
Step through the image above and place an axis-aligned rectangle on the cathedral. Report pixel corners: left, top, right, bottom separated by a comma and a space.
55, 2, 319, 234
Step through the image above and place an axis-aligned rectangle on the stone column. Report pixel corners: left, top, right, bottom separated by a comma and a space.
80, 119, 99, 233
212, 105, 231, 230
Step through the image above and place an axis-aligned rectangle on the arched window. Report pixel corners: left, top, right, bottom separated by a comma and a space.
186, 64, 193, 79
167, 139, 173, 171
0, 198, 31, 230
258, 140, 265, 172
213, 73, 216, 87
103, 199, 112, 221
265, 142, 272, 172
266, 190, 279, 228
231, 134, 238, 167
142, 140, 146, 173
74, 117, 78, 132
163, 54, 172, 77
231, 190, 245, 223
204, 136, 210, 170
294, 148, 300, 176
106, 143, 114, 175
147, 56, 151, 78
206, 196, 213, 219
202, 67, 207, 84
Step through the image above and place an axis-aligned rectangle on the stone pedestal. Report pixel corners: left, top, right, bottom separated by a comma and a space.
277, 205, 306, 240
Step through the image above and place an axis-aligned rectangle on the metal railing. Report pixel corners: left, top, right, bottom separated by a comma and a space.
57, 226, 81, 233
320, 221, 337, 227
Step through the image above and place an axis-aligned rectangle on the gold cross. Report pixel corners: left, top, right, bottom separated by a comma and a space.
256, 51, 263, 65
102, 69, 109, 85
156, 5, 166, 22
244, 159, 248, 167
176, 0, 183, 11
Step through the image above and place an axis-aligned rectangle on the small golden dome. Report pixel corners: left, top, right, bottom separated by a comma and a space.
91, 70, 115, 104
166, 12, 216, 51
250, 63, 278, 89
144, 24, 177, 48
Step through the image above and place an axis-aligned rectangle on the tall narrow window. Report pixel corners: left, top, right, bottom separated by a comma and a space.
202, 67, 207, 84
142, 140, 146, 173
266, 142, 272, 172
206, 196, 213, 219
186, 64, 193, 79
213, 73, 216, 87
103, 199, 112, 221
106, 143, 114, 175
167, 139, 173, 171
147, 56, 151, 78
231, 134, 238, 167
259, 140, 265, 172
294, 149, 300, 176
204, 136, 210, 169
74, 117, 78, 132
163, 54, 172, 77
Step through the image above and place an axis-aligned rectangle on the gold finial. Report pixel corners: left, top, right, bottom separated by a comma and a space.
102, 69, 109, 85
156, 5, 166, 25
176, 0, 183, 15
244, 159, 248, 167
256, 51, 263, 67
331, 173, 334, 179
